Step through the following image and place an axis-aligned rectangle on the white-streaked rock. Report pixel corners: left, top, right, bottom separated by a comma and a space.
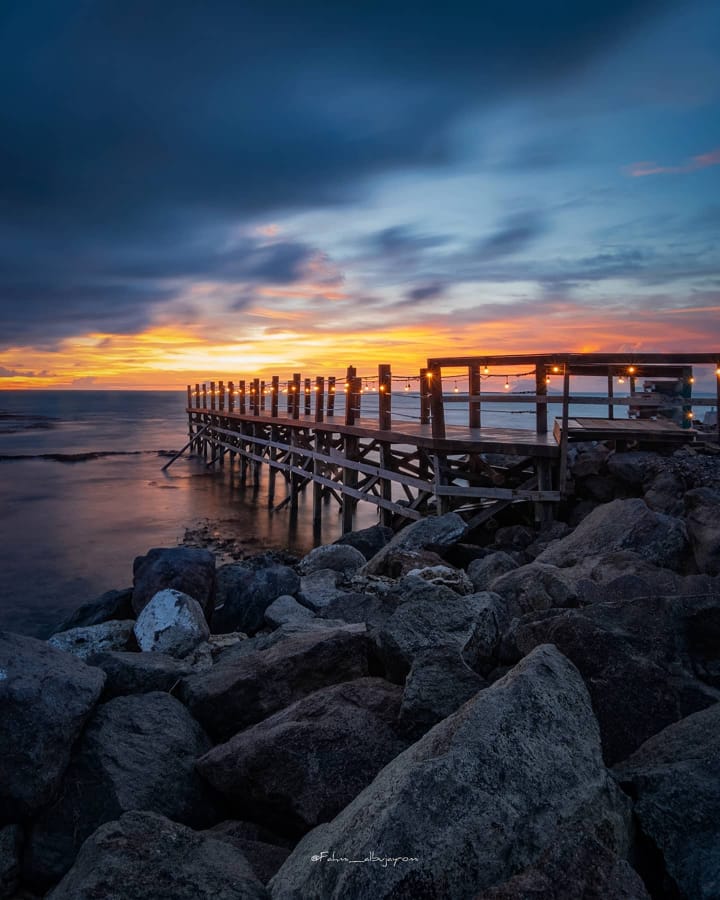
133, 589, 209, 658
48, 620, 135, 661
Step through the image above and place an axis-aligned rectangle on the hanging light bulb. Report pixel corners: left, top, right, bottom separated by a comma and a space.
552, 365, 560, 374
453, 380, 459, 393
344, 382, 350, 391
484, 365, 489, 374
545, 374, 551, 384
404, 380, 410, 391
716, 367, 720, 376
628, 366, 636, 374
618, 376, 625, 385
688, 376, 695, 384
504, 377, 510, 390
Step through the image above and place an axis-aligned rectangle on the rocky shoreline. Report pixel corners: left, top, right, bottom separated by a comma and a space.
1, 445, 719, 899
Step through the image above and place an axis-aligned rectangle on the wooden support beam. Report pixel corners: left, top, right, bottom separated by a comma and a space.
378, 363, 392, 430
535, 365, 547, 435
469, 364, 481, 429
558, 367, 571, 493
342, 435, 359, 532
253, 378, 261, 416
239, 380, 246, 415
327, 376, 336, 416
228, 381, 235, 412
292, 373, 301, 419
271, 376, 279, 418
210, 381, 216, 410
345, 366, 357, 426
315, 376, 325, 423
260, 380, 266, 412
194, 383, 200, 409
218, 380, 225, 411
420, 367, 430, 424
304, 378, 312, 416
429, 365, 446, 440
607, 370, 614, 420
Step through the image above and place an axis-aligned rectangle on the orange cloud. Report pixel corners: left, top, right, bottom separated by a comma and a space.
624, 147, 720, 177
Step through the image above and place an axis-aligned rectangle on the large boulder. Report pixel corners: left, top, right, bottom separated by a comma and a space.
264, 595, 315, 628
133, 589, 210, 658
506, 595, 720, 765
181, 626, 369, 741
269, 645, 631, 900
334, 524, 394, 560
47, 620, 135, 660
404, 564, 474, 595
213, 563, 300, 635
207, 821, 291, 886
607, 451, 662, 487
614, 703, 720, 900
372, 584, 506, 682
537, 499, 688, 571
644, 470, 686, 517
477, 829, 650, 899
47, 811, 268, 900
298, 544, 366, 577
52, 588, 134, 634
489, 561, 575, 613
397, 645, 486, 738
0, 825, 22, 900
467, 551, 518, 592
88, 650, 195, 698
296, 569, 349, 612
198, 678, 407, 836
0, 632, 105, 821
132, 547, 216, 618
362, 512, 467, 576
26, 691, 217, 886
315, 590, 399, 629
684, 487, 720, 576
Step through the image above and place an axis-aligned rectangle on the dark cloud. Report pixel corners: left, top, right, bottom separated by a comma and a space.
371, 227, 451, 258
405, 282, 447, 302
0, 0, 676, 344
475, 212, 550, 260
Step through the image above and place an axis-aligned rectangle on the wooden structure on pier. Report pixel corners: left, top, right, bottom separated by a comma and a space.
182, 352, 720, 533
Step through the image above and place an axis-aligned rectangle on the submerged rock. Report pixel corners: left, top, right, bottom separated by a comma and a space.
47, 811, 268, 900
0, 631, 105, 820
270, 644, 631, 900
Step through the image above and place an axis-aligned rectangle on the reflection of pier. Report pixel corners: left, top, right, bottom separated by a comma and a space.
182, 352, 720, 533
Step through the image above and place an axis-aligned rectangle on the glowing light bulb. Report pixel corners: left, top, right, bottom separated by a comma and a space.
716, 367, 720, 376
552, 365, 560, 373
618, 376, 625, 384
484, 365, 489, 374
379, 385, 386, 392
688, 376, 695, 384
628, 366, 636, 374
404, 383, 410, 392
546, 375, 551, 384
504, 378, 510, 390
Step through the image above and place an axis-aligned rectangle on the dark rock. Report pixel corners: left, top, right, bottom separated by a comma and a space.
489, 562, 576, 613
207, 822, 291, 885
568, 443, 611, 479
298, 544, 366, 577
52, 588, 134, 635
181, 626, 369, 741
468, 551, 518, 592
370, 547, 449, 580
213, 563, 300, 635
362, 512, 467, 576
373, 584, 507, 682
404, 563, 474, 594
683, 596, 720, 688
508, 595, 720, 765
0, 632, 105, 821
477, 830, 650, 899
567, 498, 601, 527
47, 620, 135, 660
614, 703, 720, 900
198, 678, 407, 835
581, 473, 617, 503
133, 588, 209, 657
607, 451, 661, 487
315, 591, 399, 629
264, 595, 315, 628
493, 524, 535, 550
296, 569, 348, 612
334, 524, 394, 560
684, 487, 720, 576
440, 542, 495, 569
397, 645, 486, 738
537, 498, 688, 571
132, 547, 216, 618
26, 692, 217, 886
270, 645, 631, 900
88, 650, 195, 698
644, 470, 686, 517
0, 825, 22, 900
47, 811, 268, 900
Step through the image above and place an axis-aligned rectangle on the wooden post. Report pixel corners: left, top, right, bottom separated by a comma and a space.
186, 385, 192, 409
681, 366, 692, 429
342, 435, 359, 532
607, 370, 614, 420
239, 380, 246, 414
420, 367, 430, 425
253, 378, 260, 416
535, 363, 548, 435
210, 381, 216, 410
716, 359, 720, 440
202, 383, 207, 410
194, 383, 200, 409
344, 366, 356, 426
292, 373, 301, 419
304, 378, 312, 416
271, 376, 279, 417
228, 381, 235, 412
327, 376, 336, 416
315, 376, 325, 423
559, 367, 571, 493
469, 364, 481, 429
378, 364, 391, 430
535, 458, 554, 525
260, 380, 266, 411
313, 431, 323, 536
380, 442, 393, 527
429, 365, 446, 439
220, 380, 226, 411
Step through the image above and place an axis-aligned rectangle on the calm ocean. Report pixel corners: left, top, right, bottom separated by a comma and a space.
1, 385, 699, 637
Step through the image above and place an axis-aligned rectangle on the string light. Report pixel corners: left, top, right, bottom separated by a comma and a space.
716, 367, 720, 376
618, 376, 625, 384
453, 380, 459, 393
627, 366, 636, 374
404, 380, 410, 391
552, 365, 560, 374
688, 376, 695, 384
504, 377, 510, 390
545, 374, 551, 384
483, 365, 489, 374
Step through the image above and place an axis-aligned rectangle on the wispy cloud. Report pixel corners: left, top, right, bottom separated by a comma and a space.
624, 147, 720, 177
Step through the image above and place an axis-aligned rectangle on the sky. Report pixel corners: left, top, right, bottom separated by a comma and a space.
1, 0, 719, 390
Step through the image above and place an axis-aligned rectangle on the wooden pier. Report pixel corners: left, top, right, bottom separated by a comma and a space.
182, 352, 720, 533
